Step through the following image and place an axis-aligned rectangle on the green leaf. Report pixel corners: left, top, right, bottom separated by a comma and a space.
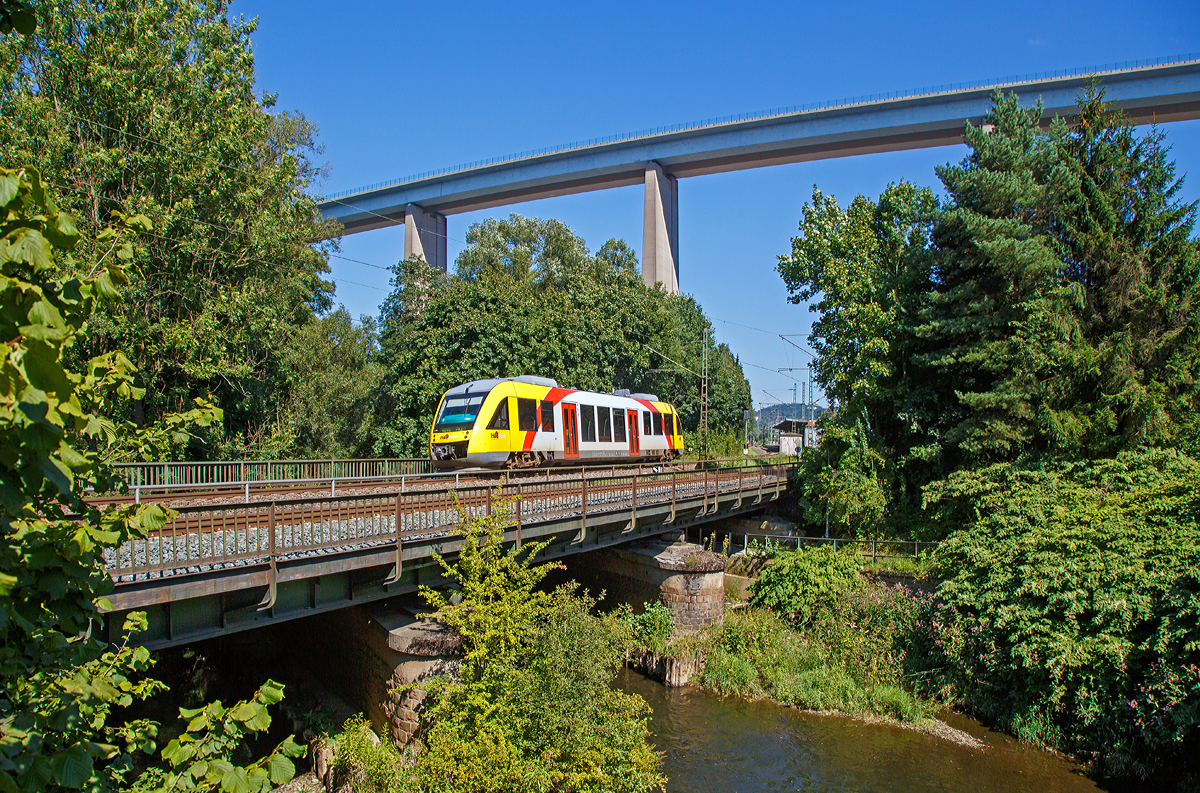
266, 754, 295, 785
0, 573, 16, 596
44, 211, 80, 250
221, 765, 250, 793
9, 228, 52, 270
278, 737, 306, 758
10, 8, 35, 35
22, 339, 72, 395
0, 172, 18, 206
51, 744, 93, 789
257, 680, 285, 705
39, 456, 73, 496
93, 270, 121, 300
228, 702, 259, 723
243, 704, 271, 733
161, 738, 192, 766
209, 759, 235, 778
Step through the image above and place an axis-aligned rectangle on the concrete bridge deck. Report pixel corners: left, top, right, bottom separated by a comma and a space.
103, 461, 791, 649
316, 58, 1200, 292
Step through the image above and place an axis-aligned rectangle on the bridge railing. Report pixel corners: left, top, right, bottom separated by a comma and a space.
104, 462, 791, 584
101, 455, 795, 500
734, 533, 939, 560
110, 458, 437, 489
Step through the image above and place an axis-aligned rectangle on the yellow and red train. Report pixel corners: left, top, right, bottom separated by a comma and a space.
429, 376, 684, 469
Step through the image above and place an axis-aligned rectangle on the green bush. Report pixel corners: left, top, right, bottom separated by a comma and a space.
332, 716, 410, 793
615, 601, 676, 655
697, 606, 934, 723
749, 545, 862, 624
912, 451, 1200, 782
406, 504, 665, 793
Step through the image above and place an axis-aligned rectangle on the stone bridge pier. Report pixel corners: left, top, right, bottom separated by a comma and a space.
559, 539, 727, 633
308, 600, 460, 746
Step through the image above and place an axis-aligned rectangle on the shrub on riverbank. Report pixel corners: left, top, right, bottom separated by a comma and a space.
748, 545, 863, 623
396, 505, 665, 793
614, 602, 676, 656
331, 716, 412, 793
906, 451, 1200, 784
665, 545, 935, 723
699, 599, 933, 723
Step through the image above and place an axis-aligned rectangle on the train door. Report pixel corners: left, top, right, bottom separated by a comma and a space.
562, 404, 579, 459
626, 409, 640, 456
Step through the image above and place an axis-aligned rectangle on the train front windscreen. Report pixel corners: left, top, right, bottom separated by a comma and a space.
433, 392, 488, 433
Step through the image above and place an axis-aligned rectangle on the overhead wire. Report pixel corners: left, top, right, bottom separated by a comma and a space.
711, 316, 785, 336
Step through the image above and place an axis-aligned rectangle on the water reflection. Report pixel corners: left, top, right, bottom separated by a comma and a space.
615, 668, 1102, 793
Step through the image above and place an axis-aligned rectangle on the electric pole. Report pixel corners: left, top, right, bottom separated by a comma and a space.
645, 341, 709, 461
698, 341, 709, 460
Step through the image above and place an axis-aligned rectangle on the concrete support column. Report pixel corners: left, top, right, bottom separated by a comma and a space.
642, 162, 679, 294
404, 203, 448, 273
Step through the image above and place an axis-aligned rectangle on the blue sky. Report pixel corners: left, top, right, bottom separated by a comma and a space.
242, 0, 1200, 411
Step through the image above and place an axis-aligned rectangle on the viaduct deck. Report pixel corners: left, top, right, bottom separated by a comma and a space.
103, 462, 791, 649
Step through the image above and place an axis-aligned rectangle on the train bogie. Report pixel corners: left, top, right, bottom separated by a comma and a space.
429, 376, 683, 469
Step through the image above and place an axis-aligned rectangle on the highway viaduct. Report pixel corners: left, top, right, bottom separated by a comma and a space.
101, 460, 791, 649
317, 57, 1200, 294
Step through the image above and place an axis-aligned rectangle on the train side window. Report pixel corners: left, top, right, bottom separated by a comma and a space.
653, 412, 663, 436
580, 405, 596, 442
598, 407, 612, 442
517, 398, 537, 431
643, 411, 652, 435
664, 413, 674, 436
540, 400, 555, 432
486, 398, 510, 430
614, 410, 626, 442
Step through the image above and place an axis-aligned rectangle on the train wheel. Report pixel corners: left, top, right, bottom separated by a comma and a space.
506, 452, 539, 469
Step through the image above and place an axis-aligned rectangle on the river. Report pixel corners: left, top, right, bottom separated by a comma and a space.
615, 668, 1102, 793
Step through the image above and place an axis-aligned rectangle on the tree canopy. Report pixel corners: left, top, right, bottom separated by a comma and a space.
780, 88, 1200, 537
373, 214, 751, 456
0, 0, 338, 458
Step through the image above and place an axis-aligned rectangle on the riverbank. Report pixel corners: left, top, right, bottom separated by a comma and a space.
615, 668, 1102, 793
617, 539, 957, 742
637, 598, 985, 747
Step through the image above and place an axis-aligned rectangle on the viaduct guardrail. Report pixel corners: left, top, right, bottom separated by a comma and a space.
103, 460, 793, 649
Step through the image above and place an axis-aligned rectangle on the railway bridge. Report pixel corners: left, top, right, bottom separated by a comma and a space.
101, 458, 791, 649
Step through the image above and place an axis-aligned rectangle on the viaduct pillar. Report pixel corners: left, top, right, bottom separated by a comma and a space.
642, 162, 679, 294
404, 203, 448, 273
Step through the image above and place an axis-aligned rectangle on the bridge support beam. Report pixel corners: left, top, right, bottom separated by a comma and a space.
642, 162, 679, 294
404, 203, 448, 273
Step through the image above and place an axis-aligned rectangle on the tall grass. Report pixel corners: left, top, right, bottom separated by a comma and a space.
698, 596, 934, 723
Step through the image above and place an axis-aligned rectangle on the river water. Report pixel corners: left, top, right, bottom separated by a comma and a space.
614, 668, 1103, 793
